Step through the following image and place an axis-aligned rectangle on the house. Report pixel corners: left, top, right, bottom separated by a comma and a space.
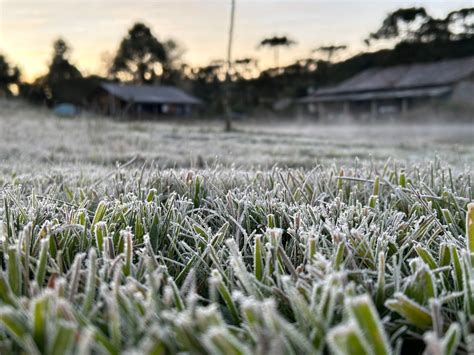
299, 56, 474, 120
90, 83, 202, 118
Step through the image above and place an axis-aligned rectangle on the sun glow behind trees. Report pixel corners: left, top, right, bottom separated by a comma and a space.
2, 0, 472, 82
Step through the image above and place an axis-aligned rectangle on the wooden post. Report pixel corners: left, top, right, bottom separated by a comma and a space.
401, 98, 408, 115
224, 0, 236, 132
317, 102, 325, 120
370, 100, 377, 120
343, 101, 350, 116
109, 94, 115, 116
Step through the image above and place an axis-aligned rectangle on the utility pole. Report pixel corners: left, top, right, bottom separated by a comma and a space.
224, 0, 235, 132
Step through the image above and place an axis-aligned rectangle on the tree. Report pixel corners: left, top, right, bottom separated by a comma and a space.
367, 7, 429, 44
191, 61, 225, 83
189, 61, 226, 115
312, 44, 347, 63
233, 57, 259, 79
367, 7, 474, 45
447, 8, 474, 40
109, 23, 167, 83
46, 38, 82, 84
416, 17, 451, 43
0, 54, 21, 96
258, 36, 297, 69
161, 39, 187, 85
35, 38, 83, 103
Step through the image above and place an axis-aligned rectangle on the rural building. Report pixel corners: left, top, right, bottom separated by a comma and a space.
90, 83, 201, 118
299, 56, 474, 120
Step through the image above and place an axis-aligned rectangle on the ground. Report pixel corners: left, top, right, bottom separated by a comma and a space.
1, 100, 473, 173
0, 100, 473, 354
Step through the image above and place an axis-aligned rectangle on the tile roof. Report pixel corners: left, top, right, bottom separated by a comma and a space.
314, 56, 474, 96
300, 86, 452, 103
101, 83, 201, 105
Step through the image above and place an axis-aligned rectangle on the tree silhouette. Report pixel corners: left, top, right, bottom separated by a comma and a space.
447, 8, 474, 40
233, 57, 259, 79
191, 61, 225, 83
312, 45, 347, 63
35, 38, 83, 102
47, 38, 82, 84
365, 7, 474, 45
368, 7, 474, 45
367, 7, 429, 44
189, 61, 226, 115
109, 23, 167, 83
416, 17, 451, 42
160, 39, 186, 85
258, 36, 296, 69
0, 54, 21, 96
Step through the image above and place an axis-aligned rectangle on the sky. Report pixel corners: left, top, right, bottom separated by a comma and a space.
1, 0, 473, 81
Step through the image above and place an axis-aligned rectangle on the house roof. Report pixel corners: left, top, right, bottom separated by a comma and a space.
300, 86, 452, 103
100, 83, 201, 105
304, 56, 474, 102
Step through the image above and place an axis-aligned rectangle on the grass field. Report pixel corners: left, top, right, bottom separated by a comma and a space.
0, 100, 473, 354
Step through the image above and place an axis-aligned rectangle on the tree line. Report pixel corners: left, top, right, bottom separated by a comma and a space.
0, 6, 473, 115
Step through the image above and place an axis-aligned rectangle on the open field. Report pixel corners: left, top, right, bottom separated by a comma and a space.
0, 101, 473, 354
1, 100, 473, 174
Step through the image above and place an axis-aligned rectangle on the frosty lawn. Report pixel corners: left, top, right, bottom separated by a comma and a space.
0, 103, 473, 354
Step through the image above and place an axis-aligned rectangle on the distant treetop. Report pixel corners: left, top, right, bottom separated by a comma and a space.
109, 22, 168, 84
367, 6, 474, 45
0, 53, 21, 96
258, 36, 297, 69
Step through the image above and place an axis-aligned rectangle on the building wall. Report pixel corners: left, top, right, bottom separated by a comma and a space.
451, 80, 474, 106
89, 91, 123, 116
89, 90, 198, 118
305, 100, 400, 121
303, 92, 457, 121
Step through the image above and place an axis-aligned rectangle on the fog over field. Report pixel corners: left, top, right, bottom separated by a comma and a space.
1, 100, 472, 176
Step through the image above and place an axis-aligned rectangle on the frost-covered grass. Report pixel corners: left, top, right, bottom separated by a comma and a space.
0, 101, 473, 354
1, 99, 473, 173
